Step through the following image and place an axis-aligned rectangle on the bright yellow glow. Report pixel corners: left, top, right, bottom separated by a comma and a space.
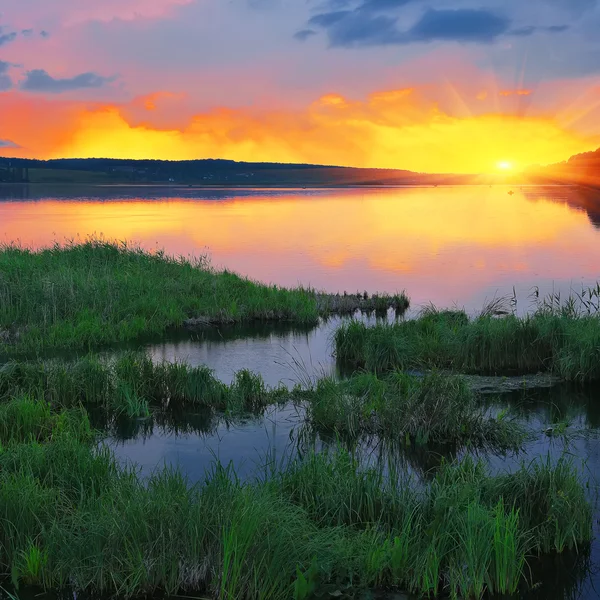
1, 87, 598, 174
1, 187, 598, 307
53, 107, 594, 174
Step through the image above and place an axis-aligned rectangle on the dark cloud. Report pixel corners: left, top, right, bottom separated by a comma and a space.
0, 60, 12, 91
294, 29, 318, 41
409, 9, 510, 43
509, 25, 536, 36
21, 28, 34, 36
359, 0, 414, 11
308, 11, 351, 27
0, 28, 17, 47
0, 74, 12, 91
21, 70, 116, 94
509, 24, 569, 36
40, 30, 50, 38
326, 12, 403, 46
0, 139, 19, 148
307, 7, 513, 47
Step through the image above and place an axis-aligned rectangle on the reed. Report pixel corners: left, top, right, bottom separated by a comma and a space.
335, 311, 600, 381
0, 353, 287, 418
0, 394, 92, 444
0, 239, 323, 353
0, 406, 591, 600
305, 371, 527, 450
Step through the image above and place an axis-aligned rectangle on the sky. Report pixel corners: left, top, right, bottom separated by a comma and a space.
1, 0, 600, 173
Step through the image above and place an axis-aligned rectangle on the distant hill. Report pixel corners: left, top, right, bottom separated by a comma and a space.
0, 157, 475, 186
528, 148, 600, 188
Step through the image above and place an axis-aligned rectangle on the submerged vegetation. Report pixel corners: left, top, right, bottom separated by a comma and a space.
0, 396, 592, 600
335, 306, 600, 381
0, 240, 409, 353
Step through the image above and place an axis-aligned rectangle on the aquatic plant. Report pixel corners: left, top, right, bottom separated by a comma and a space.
305, 371, 527, 450
0, 407, 591, 600
0, 394, 92, 444
335, 311, 600, 381
0, 239, 329, 353
0, 353, 288, 419
315, 291, 410, 317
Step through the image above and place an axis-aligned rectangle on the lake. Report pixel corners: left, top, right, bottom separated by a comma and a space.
2, 184, 600, 599
1, 185, 599, 311
3, 184, 599, 385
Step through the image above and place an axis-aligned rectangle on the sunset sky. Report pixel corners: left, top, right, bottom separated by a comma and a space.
2, 0, 600, 173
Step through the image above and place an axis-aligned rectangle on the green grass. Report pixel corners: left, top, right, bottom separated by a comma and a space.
0, 399, 591, 600
0, 353, 288, 419
0, 395, 93, 445
305, 371, 527, 450
335, 310, 600, 381
316, 291, 410, 316
0, 356, 525, 450
0, 239, 325, 353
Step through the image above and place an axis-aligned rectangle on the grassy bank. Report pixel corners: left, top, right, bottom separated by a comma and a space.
305, 371, 526, 450
0, 399, 592, 599
0, 240, 321, 352
0, 355, 527, 451
335, 309, 600, 381
0, 240, 407, 354
0, 353, 288, 418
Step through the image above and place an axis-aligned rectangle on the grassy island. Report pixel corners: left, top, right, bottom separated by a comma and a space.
0, 240, 408, 354
335, 307, 600, 381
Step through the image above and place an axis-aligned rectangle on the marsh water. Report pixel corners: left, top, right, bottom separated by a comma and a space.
3, 184, 600, 382
2, 185, 599, 310
2, 184, 600, 599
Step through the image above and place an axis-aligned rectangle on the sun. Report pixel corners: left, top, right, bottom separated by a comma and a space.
497, 161, 513, 171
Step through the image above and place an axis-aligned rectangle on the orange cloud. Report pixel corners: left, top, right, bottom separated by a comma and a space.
499, 89, 532, 97
1, 86, 598, 174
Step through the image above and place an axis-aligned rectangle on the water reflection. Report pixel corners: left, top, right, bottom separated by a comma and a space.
51, 381, 600, 599
107, 403, 304, 481
1, 185, 599, 313
105, 382, 600, 482
146, 320, 340, 387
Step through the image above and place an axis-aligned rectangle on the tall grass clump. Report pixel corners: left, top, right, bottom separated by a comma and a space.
0, 410, 362, 599
485, 455, 593, 554
277, 450, 591, 599
335, 310, 600, 381
305, 371, 526, 450
0, 239, 324, 353
0, 354, 287, 419
277, 450, 418, 530
0, 392, 592, 600
0, 394, 92, 444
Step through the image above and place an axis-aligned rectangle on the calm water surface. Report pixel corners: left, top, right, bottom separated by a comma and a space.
1, 185, 599, 309
3, 184, 600, 384
3, 185, 600, 599
103, 383, 600, 600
